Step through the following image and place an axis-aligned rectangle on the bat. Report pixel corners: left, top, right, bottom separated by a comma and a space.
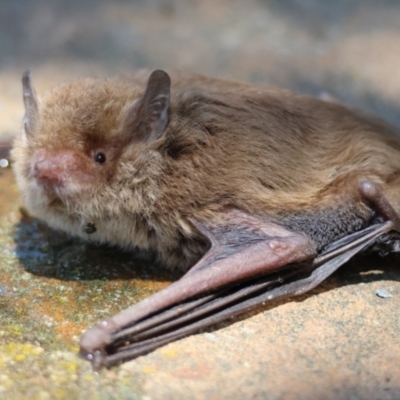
11, 69, 400, 370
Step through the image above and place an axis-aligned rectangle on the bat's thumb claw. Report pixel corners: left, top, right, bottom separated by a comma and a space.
80, 319, 119, 369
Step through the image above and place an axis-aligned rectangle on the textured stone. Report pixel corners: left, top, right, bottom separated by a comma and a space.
1, 1, 400, 399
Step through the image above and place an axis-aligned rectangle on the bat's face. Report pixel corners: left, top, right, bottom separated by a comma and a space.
12, 70, 172, 249
12, 74, 138, 239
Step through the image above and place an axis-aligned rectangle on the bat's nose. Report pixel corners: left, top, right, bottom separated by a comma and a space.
32, 149, 71, 191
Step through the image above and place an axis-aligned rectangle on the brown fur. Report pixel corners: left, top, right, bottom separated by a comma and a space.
11, 70, 400, 269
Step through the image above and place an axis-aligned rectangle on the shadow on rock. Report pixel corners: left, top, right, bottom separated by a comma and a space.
13, 212, 181, 283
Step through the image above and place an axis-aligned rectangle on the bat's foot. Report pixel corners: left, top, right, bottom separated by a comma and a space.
312, 180, 400, 268
359, 180, 400, 231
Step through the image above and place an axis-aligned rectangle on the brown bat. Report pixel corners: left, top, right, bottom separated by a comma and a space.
11, 69, 400, 370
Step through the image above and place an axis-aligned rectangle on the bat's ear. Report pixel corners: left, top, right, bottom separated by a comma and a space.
21, 69, 39, 143
122, 70, 171, 143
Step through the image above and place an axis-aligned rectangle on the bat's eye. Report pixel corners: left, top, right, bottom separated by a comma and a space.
94, 152, 106, 164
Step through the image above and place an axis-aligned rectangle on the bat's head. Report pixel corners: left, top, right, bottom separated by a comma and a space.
11, 69, 171, 246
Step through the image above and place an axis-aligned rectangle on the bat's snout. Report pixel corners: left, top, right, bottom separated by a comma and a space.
33, 150, 69, 192
32, 149, 93, 194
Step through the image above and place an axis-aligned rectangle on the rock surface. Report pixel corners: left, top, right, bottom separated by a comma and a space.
0, 1, 400, 399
